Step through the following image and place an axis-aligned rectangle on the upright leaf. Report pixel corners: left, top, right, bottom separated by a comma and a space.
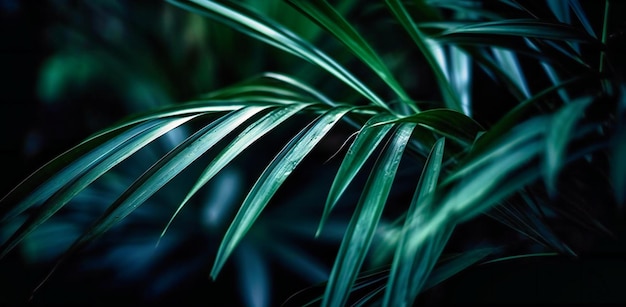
211, 106, 353, 279
322, 123, 416, 307
318, 114, 396, 236
383, 138, 445, 307
386, 0, 462, 111
544, 96, 593, 195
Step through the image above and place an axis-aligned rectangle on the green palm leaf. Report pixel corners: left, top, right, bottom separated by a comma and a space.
160, 103, 312, 242
211, 106, 353, 279
383, 137, 445, 307
0, 116, 193, 259
168, 0, 391, 112
0, 99, 247, 221
322, 123, 415, 307
385, 0, 462, 111
287, 0, 414, 110
433, 19, 596, 42
544, 96, 593, 195
28, 106, 268, 292
318, 114, 396, 236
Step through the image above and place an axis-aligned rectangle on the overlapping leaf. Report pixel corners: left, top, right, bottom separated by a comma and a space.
0, 100, 248, 221
168, 0, 391, 111
287, 0, 413, 108
160, 103, 312, 241
318, 114, 396, 236
211, 106, 353, 279
544, 96, 593, 195
383, 138, 445, 307
0, 116, 194, 259
322, 123, 415, 307
27, 106, 269, 291
385, 0, 462, 111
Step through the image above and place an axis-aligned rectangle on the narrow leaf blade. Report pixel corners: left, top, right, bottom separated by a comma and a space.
287, 0, 413, 104
211, 106, 353, 279
160, 103, 311, 241
319, 114, 396, 236
322, 123, 416, 307
384, 137, 445, 307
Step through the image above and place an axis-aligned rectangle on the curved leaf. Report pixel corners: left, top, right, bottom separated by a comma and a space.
383, 137, 445, 307
287, 0, 414, 108
544, 96, 593, 195
434, 19, 596, 42
30, 106, 268, 293
168, 0, 391, 111
322, 123, 416, 307
0, 116, 194, 259
211, 106, 353, 279
160, 103, 312, 241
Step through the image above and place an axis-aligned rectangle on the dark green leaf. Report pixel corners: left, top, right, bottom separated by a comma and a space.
318, 114, 396, 236
160, 103, 311, 241
322, 123, 416, 307
287, 0, 413, 107
0, 116, 194, 259
433, 19, 596, 42
383, 138, 445, 307
211, 106, 353, 279
168, 0, 391, 111
544, 96, 593, 195
385, 0, 462, 111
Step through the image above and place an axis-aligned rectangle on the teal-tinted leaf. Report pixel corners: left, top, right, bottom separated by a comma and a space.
83, 101, 255, 144
434, 19, 595, 42
570, 0, 597, 39
425, 1, 503, 20
544, 96, 593, 195
407, 119, 549, 264
160, 103, 311, 241
449, 46, 472, 116
30, 107, 267, 291
259, 72, 338, 108
287, 0, 413, 106
480, 252, 558, 265
0, 116, 194, 259
1, 119, 181, 222
236, 242, 270, 307
211, 106, 353, 279
168, 0, 391, 111
318, 114, 396, 236
322, 123, 416, 307
385, 0, 462, 111
547, 0, 570, 25
446, 116, 547, 184
383, 138, 445, 307
492, 47, 531, 98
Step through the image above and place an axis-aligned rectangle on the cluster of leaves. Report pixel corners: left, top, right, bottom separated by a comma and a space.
2, 0, 625, 306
